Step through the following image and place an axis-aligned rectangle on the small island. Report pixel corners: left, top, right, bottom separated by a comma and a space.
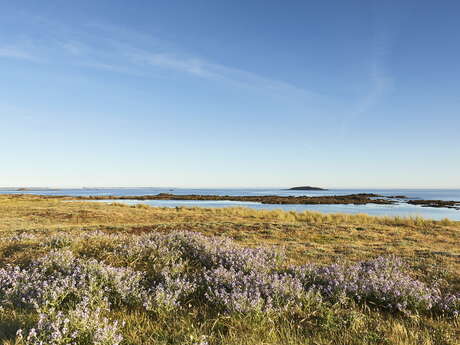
288, 186, 327, 191
16, 187, 61, 191
17, 187, 50, 191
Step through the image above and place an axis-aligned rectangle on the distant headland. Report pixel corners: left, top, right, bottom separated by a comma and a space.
288, 186, 327, 191
16, 188, 61, 191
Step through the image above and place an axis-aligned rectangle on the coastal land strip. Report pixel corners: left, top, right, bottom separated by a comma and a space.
11, 193, 460, 210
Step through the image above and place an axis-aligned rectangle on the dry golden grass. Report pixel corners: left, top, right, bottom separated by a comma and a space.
1, 194, 459, 276
0, 194, 459, 345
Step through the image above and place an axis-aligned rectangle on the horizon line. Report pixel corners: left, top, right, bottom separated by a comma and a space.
1, 186, 460, 190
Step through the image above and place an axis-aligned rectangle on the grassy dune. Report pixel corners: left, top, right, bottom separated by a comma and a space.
0, 194, 459, 345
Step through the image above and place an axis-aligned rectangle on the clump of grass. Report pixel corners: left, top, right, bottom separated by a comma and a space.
207, 207, 447, 227
131, 203, 151, 209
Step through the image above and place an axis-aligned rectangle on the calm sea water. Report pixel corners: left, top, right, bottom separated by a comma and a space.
1, 188, 460, 220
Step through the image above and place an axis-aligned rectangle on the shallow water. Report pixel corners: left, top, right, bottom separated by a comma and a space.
2, 188, 460, 220
88, 198, 460, 221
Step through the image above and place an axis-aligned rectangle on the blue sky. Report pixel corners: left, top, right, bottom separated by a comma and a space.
1, 0, 459, 188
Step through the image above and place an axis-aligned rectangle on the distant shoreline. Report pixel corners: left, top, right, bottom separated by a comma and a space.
16, 188, 62, 191
8, 193, 460, 210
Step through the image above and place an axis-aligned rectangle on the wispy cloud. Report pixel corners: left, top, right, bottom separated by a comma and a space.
338, 26, 393, 137
0, 16, 320, 99
127, 50, 318, 98
0, 46, 38, 61
354, 31, 391, 116
61, 41, 86, 55
130, 52, 217, 78
98, 22, 320, 98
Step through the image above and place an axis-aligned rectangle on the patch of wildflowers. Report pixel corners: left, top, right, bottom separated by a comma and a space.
17, 297, 123, 345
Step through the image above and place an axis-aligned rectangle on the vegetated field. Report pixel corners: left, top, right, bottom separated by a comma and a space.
0, 194, 459, 345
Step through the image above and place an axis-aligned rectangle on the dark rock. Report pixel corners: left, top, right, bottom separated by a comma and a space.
407, 199, 460, 210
